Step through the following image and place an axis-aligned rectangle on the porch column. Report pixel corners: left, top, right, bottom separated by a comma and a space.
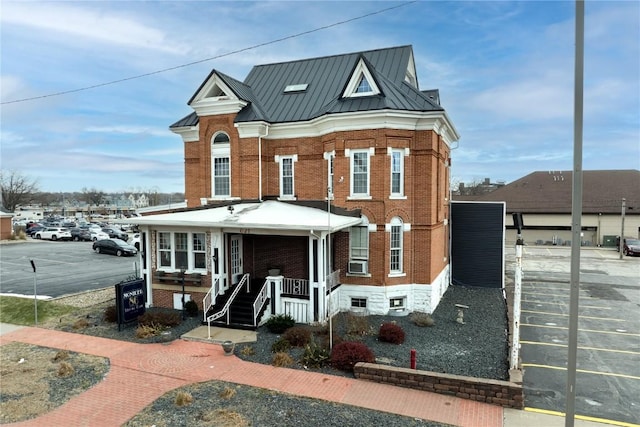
308, 235, 315, 322
317, 233, 326, 322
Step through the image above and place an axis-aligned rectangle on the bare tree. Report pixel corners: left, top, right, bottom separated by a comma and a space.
0, 170, 39, 212
80, 187, 105, 206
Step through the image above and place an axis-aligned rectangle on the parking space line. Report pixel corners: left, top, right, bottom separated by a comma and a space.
520, 340, 640, 355
521, 309, 625, 322
523, 408, 640, 427
521, 300, 612, 309
521, 323, 639, 336
521, 291, 596, 299
521, 363, 640, 380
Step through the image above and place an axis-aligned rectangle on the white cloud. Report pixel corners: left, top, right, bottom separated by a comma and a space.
85, 125, 170, 138
1, 2, 186, 54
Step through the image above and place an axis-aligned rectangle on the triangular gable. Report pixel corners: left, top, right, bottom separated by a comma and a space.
187, 70, 248, 117
341, 56, 382, 98
189, 71, 239, 105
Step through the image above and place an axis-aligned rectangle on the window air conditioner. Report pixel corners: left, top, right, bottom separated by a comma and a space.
348, 260, 367, 274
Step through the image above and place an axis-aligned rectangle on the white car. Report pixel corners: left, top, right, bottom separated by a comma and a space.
35, 227, 72, 241
90, 230, 110, 241
130, 233, 141, 250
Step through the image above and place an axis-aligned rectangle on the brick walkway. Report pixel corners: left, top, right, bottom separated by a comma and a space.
1, 327, 504, 427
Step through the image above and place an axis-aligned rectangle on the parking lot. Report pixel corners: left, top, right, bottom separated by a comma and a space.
506, 246, 640, 425
0, 239, 140, 299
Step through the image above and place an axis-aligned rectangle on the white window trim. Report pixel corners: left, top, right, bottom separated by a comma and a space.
387, 218, 408, 276
275, 154, 298, 200
342, 58, 381, 98
388, 147, 409, 199
346, 147, 374, 200
389, 297, 406, 310
211, 132, 231, 199
156, 231, 208, 274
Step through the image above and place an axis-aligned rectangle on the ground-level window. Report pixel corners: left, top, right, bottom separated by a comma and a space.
389, 297, 406, 309
351, 297, 367, 308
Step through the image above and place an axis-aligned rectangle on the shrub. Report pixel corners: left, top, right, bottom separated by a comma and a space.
219, 387, 236, 399
72, 318, 89, 330
184, 300, 199, 317
378, 322, 405, 344
103, 305, 117, 323
239, 345, 255, 356
57, 361, 74, 377
52, 350, 69, 362
410, 311, 435, 327
138, 310, 181, 328
330, 341, 375, 372
265, 314, 295, 333
343, 313, 373, 337
272, 352, 294, 367
271, 337, 291, 353
282, 326, 312, 347
135, 323, 164, 338
301, 338, 330, 368
175, 391, 193, 406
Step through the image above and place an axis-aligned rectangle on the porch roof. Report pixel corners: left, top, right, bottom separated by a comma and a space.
126, 200, 361, 233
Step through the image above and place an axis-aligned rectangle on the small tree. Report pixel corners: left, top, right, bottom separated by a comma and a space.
0, 170, 39, 212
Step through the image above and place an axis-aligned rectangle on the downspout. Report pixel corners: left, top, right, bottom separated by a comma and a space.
258, 125, 269, 202
447, 140, 459, 288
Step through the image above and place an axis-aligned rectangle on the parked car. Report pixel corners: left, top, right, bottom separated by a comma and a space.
621, 238, 640, 256
102, 227, 128, 241
90, 230, 110, 241
92, 238, 138, 256
34, 227, 72, 241
130, 233, 141, 250
27, 225, 46, 237
70, 227, 92, 242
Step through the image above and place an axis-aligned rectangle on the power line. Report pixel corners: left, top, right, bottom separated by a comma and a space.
1, 1, 416, 105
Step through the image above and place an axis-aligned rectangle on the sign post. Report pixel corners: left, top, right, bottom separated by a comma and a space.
30, 260, 38, 325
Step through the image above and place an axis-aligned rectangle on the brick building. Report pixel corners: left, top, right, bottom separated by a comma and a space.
129, 46, 459, 327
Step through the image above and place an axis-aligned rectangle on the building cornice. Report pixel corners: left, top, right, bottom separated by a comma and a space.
170, 124, 199, 142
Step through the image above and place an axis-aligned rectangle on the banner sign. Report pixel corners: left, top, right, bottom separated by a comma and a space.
115, 278, 145, 330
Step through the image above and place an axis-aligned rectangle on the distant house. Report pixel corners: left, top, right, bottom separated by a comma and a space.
127, 45, 459, 327
455, 170, 640, 246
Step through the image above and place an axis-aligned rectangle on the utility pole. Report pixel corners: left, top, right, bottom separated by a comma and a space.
511, 213, 524, 370
619, 198, 626, 260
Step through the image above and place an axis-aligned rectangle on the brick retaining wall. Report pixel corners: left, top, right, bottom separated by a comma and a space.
354, 362, 524, 409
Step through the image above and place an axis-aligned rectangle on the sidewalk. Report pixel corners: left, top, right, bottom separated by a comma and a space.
0, 325, 622, 427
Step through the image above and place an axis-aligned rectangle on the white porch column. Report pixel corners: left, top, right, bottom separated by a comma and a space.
317, 233, 326, 322
308, 235, 316, 323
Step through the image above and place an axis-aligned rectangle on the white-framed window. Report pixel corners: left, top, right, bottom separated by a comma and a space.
350, 215, 369, 261
159, 232, 171, 268
355, 75, 372, 94
275, 155, 297, 199
156, 231, 208, 272
342, 58, 381, 98
389, 217, 403, 273
351, 298, 367, 308
211, 132, 231, 198
390, 297, 406, 310
389, 148, 407, 197
193, 233, 206, 269
346, 148, 373, 198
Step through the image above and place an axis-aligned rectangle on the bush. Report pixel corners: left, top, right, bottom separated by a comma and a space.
378, 322, 405, 344
282, 326, 312, 347
135, 323, 164, 338
184, 300, 199, 317
343, 313, 373, 337
265, 314, 295, 333
138, 310, 181, 328
301, 338, 330, 368
330, 341, 375, 372
103, 305, 117, 323
175, 391, 193, 406
410, 312, 435, 327
271, 337, 291, 353
57, 361, 74, 377
272, 352, 294, 367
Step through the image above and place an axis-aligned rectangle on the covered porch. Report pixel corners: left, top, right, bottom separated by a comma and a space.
127, 200, 360, 327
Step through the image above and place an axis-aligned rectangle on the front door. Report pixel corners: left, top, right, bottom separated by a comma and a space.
230, 235, 243, 284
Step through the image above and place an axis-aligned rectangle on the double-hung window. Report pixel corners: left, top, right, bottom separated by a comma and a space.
212, 132, 231, 198
348, 148, 373, 198
156, 231, 207, 272
276, 154, 297, 199
388, 148, 407, 198
389, 217, 403, 274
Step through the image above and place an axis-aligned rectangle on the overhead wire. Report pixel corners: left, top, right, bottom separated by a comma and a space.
1, 1, 417, 105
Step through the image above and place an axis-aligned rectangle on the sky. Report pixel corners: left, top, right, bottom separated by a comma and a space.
1, 1, 638, 194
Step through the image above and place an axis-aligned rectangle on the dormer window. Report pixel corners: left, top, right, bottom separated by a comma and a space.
355, 76, 372, 94
342, 57, 381, 98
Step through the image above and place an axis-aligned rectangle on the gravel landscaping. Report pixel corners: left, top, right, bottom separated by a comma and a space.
2, 284, 508, 425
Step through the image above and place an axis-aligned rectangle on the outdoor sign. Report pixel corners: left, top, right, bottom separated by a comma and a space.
115, 278, 145, 330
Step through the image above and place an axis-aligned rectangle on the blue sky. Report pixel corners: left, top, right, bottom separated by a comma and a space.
1, 1, 638, 194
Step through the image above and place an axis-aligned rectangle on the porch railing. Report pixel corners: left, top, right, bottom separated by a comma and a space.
252, 279, 269, 327
281, 278, 309, 296
202, 275, 221, 323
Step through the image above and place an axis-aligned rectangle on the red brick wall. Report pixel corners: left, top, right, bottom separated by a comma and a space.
184, 122, 450, 286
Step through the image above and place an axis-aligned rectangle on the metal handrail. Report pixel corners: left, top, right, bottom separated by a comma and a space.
202, 275, 220, 323
252, 279, 269, 327
207, 273, 249, 337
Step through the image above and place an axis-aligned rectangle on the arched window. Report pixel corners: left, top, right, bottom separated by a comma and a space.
211, 132, 231, 197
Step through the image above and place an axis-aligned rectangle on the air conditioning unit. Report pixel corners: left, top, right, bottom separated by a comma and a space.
348, 260, 368, 274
